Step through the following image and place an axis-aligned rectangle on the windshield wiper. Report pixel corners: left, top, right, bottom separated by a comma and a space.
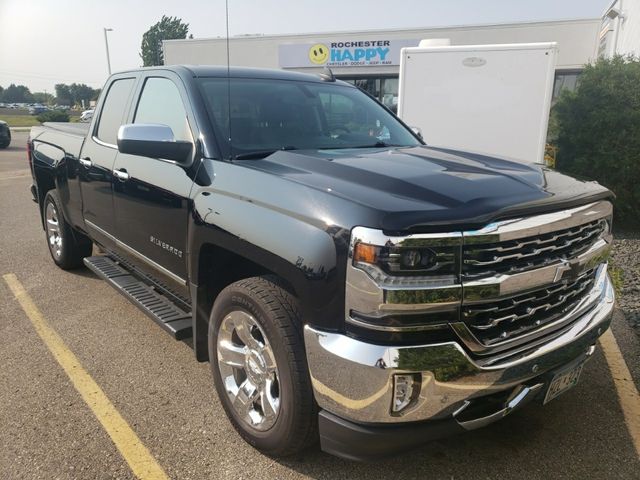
233, 146, 298, 160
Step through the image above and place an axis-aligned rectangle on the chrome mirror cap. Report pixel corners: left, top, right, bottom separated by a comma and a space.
118, 123, 176, 143
117, 123, 192, 164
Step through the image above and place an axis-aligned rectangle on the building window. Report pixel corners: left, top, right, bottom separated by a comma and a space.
553, 71, 582, 102
338, 76, 399, 112
381, 78, 399, 110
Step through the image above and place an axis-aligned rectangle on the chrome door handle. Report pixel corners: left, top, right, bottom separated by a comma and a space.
113, 169, 130, 181
79, 157, 92, 168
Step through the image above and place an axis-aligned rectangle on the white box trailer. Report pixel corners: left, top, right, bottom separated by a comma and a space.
397, 42, 557, 164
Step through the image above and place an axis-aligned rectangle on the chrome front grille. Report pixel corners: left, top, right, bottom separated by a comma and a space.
463, 218, 608, 280
462, 268, 597, 346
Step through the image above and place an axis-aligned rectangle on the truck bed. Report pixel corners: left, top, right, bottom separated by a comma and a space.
30, 122, 90, 159
41, 122, 90, 136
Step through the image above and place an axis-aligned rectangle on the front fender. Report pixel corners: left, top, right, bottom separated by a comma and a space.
189, 186, 349, 329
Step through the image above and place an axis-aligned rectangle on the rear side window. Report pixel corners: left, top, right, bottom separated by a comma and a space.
134, 77, 191, 142
96, 78, 135, 145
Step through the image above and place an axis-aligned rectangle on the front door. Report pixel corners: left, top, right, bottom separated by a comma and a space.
111, 75, 195, 290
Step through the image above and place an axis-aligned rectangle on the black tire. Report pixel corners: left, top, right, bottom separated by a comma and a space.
43, 191, 93, 269
0, 136, 9, 149
208, 276, 317, 456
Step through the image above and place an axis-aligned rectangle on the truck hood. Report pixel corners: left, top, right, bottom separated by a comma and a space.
239, 146, 612, 232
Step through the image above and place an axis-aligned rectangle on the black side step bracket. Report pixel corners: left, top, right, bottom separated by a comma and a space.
83, 256, 192, 340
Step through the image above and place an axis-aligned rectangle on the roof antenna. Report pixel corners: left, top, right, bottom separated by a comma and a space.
319, 66, 336, 82
225, 0, 232, 159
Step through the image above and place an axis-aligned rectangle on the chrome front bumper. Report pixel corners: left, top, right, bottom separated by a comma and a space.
304, 268, 614, 425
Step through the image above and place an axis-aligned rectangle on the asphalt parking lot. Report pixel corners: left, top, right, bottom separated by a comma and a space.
1, 131, 639, 479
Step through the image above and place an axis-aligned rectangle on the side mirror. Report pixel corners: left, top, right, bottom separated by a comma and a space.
411, 126, 423, 140
117, 124, 192, 164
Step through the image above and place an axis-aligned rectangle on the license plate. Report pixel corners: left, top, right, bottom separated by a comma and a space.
543, 362, 584, 405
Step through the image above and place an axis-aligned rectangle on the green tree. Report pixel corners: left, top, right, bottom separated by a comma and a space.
0, 85, 4, 102
33, 92, 55, 105
54, 83, 98, 107
2, 83, 34, 103
55, 83, 72, 106
554, 56, 640, 227
140, 15, 189, 66
69, 83, 97, 108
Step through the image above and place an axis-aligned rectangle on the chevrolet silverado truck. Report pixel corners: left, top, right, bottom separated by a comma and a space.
28, 66, 615, 461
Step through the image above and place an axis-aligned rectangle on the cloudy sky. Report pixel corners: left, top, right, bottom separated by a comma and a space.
0, 0, 610, 93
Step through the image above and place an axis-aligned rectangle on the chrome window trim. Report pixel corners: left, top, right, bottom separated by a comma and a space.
85, 220, 187, 286
92, 135, 117, 150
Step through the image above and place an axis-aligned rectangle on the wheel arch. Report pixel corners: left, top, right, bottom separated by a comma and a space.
188, 220, 348, 362
190, 238, 310, 362
34, 166, 56, 228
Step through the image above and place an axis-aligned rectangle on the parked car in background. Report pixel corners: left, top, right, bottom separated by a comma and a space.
79, 109, 94, 122
0, 121, 11, 148
28, 104, 48, 115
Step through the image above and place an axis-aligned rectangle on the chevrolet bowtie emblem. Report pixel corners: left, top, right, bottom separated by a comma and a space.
553, 259, 572, 282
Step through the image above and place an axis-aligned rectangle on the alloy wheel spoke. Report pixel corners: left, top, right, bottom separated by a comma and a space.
217, 340, 247, 368
235, 318, 261, 350
260, 345, 278, 373
233, 379, 258, 418
259, 382, 278, 422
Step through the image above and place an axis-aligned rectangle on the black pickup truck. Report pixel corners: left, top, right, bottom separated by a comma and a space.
28, 66, 615, 461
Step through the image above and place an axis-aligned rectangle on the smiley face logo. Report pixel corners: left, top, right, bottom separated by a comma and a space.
309, 43, 329, 65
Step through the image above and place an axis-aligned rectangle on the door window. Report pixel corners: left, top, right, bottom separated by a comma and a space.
95, 78, 135, 145
134, 77, 191, 142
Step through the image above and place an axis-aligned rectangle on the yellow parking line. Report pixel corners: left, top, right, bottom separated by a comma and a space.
3, 273, 169, 480
600, 328, 640, 459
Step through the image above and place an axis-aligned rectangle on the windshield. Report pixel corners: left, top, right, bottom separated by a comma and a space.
198, 77, 421, 158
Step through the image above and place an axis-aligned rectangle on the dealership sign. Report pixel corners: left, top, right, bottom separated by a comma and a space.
279, 39, 419, 68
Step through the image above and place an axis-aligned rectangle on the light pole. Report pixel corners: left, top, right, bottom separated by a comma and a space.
103, 27, 113, 75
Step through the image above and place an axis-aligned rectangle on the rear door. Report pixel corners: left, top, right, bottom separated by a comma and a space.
111, 73, 196, 289
79, 75, 137, 246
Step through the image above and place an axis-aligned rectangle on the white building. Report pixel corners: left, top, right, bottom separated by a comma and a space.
599, 0, 640, 57
164, 16, 636, 110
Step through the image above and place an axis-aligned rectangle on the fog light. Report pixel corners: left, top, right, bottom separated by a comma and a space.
392, 374, 419, 413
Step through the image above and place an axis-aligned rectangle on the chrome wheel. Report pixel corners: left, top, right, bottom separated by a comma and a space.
217, 310, 280, 431
45, 201, 62, 260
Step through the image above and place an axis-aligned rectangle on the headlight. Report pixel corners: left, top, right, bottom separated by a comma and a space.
345, 227, 463, 342
352, 241, 458, 278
